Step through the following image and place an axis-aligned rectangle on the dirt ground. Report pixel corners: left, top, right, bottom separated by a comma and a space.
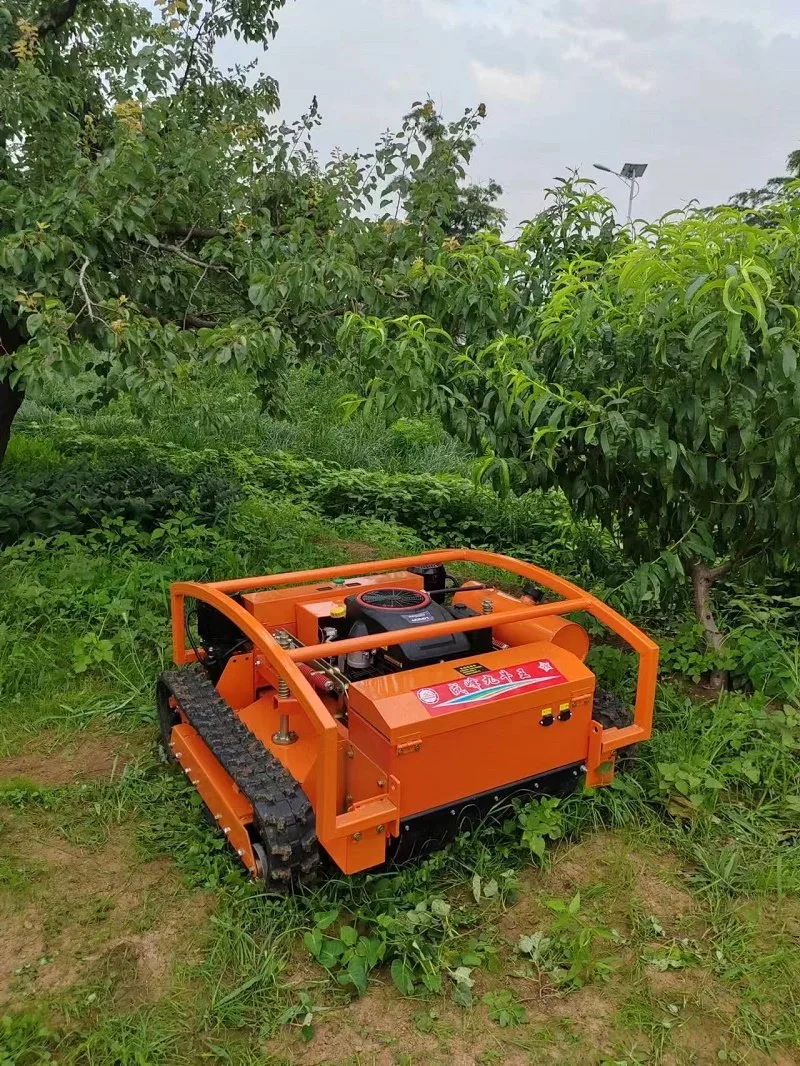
0, 722, 150, 787
2, 729, 799, 1066
0, 726, 213, 1015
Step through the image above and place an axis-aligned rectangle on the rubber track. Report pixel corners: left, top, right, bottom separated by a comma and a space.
592, 689, 633, 730
592, 688, 634, 767
159, 668, 320, 890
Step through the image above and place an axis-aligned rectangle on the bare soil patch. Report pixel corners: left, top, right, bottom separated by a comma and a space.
0, 725, 151, 788
312, 536, 382, 563
0, 822, 212, 1009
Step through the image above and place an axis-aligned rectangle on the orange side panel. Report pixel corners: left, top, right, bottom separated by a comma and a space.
347, 642, 593, 740
238, 694, 320, 799
217, 652, 256, 710
171, 722, 257, 874
348, 692, 592, 819
585, 719, 615, 787
347, 643, 594, 819
241, 571, 424, 634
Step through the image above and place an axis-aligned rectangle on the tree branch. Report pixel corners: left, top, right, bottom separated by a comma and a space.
162, 243, 226, 272
163, 225, 226, 241
77, 257, 94, 320
38, 0, 80, 38
707, 559, 735, 582
140, 305, 218, 330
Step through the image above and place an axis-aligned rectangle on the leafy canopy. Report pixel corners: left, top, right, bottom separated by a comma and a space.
338, 182, 800, 618
0, 1, 503, 454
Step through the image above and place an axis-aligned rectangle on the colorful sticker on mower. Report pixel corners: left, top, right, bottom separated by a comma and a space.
415, 659, 567, 716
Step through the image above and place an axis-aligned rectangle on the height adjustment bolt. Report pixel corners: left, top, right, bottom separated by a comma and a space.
481, 597, 494, 614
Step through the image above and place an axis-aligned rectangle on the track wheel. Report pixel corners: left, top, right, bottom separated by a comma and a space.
592, 688, 634, 767
249, 764, 321, 894
156, 677, 180, 763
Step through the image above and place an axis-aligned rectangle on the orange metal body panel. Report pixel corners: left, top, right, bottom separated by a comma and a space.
347, 643, 594, 818
242, 571, 423, 634
456, 588, 590, 661
171, 722, 257, 874
346, 643, 593, 741
168, 549, 659, 875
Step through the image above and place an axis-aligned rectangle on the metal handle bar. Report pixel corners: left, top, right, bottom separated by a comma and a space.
288, 597, 591, 664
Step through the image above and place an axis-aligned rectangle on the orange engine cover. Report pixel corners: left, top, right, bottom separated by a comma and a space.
347, 642, 596, 819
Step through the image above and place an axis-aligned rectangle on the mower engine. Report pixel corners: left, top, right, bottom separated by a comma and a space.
339, 568, 492, 679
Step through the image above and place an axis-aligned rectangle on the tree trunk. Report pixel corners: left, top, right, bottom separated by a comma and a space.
692, 560, 730, 691
0, 378, 25, 465
0, 320, 26, 466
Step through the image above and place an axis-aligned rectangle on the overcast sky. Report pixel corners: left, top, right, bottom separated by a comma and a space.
221, 0, 800, 229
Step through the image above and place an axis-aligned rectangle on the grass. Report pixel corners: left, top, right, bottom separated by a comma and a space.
16, 364, 474, 478
1, 370, 799, 1064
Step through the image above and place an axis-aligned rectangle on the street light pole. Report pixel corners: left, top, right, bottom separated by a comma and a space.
593, 162, 648, 226
626, 178, 635, 224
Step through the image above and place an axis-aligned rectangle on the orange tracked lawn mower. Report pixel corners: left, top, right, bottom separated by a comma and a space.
157, 549, 658, 889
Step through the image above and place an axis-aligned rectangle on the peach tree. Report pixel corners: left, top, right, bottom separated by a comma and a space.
338, 186, 800, 651
0, 0, 504, 462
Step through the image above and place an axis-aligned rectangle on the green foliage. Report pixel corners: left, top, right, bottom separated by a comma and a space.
0, 456, 236, 543
1, 0, 295, 427
658, 614, 799, 698
0, 1012, 56, 1065
512, 796, 564, 859
482, 989, 527, 1027
4, 422, 618, 588
303, 894, 495, 1004
338, 181, 800, 639
1, 0, 509, 464
516, 893, 615, 989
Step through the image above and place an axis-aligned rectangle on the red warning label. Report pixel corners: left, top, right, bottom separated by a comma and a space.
414, 659, 566, 716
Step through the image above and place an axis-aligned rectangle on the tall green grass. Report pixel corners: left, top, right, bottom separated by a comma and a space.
17, 364, 473, 476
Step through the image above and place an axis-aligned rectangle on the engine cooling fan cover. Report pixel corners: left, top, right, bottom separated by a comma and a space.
355, 587, 431, 611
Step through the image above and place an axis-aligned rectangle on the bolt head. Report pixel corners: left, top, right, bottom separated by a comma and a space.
352, 832, 362, 842
376, 824, 385, 834
377, 778, 386, 788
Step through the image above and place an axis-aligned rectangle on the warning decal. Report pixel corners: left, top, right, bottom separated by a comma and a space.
415, 659, 567, 717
